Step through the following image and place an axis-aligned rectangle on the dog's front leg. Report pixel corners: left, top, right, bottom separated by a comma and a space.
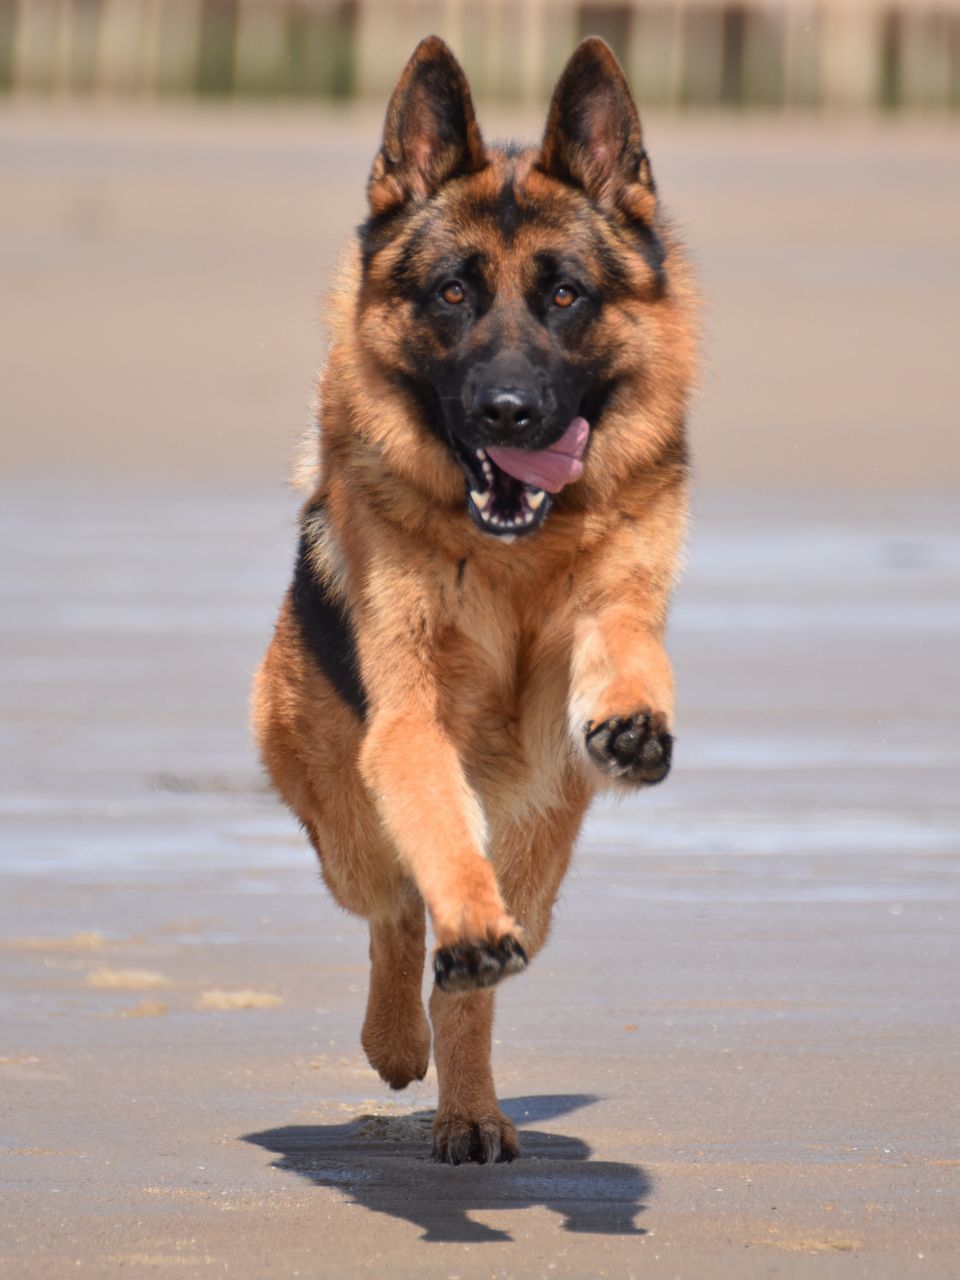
568, 485, 685, 785
359, 707, 526, 987
570, 599, 677, 786
354, 565, 527, 992
358, 697, 524, 1160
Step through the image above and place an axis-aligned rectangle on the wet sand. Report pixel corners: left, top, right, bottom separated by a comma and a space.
2, 489, 958, 1277
1, 110, 960, 1276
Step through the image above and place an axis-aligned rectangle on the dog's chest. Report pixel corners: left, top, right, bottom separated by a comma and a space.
441, 567, 576, 814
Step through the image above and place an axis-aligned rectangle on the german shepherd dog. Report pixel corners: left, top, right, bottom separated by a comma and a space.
253, 35, 697, 1164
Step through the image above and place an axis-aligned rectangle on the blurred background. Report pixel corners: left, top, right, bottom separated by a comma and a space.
1, 6, 959, 1271
2, 0, 959, 491
3, 0, 960, 108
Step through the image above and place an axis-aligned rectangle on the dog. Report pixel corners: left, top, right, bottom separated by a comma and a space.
252, 34, 697, 1164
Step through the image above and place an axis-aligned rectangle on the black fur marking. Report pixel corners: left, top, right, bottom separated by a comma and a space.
592, 238, 633, 299
579, 376, 620, 430
468, 182, 533, 243
638, 147, 658, 195
389, 220, 434, 294
626, 219, 667, 295
290, 523, 366, 720
455, 558, 467, 590
390, 370, 448, 444
359, 205, 411, 272
495, 182, 523, 241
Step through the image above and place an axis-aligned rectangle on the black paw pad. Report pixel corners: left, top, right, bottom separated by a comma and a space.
434, 935, 528, 993
585, 712, 673, 784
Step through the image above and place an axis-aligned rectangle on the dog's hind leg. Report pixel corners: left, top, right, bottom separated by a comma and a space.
429, 984, 518, 1164
361, 892, 431, 1090
495, 796, 588, 958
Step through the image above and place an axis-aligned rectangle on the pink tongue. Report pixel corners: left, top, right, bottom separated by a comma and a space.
487, 416, 590, 493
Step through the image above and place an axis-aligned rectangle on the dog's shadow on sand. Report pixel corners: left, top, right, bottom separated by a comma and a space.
243, 1094, 650, 1243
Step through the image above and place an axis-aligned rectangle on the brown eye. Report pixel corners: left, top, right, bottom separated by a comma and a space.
553, 285, 577, 308
440, 281, 465, 305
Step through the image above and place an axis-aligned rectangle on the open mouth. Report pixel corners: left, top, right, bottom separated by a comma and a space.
451, 417, 590, 540
465, 448, 550, 538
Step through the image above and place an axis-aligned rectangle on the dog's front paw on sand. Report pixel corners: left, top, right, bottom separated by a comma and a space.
585, 711, 673, 784
433, 935, 528, 993
432, 1111, 519, 1164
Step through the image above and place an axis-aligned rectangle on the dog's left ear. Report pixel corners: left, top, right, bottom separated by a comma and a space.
539, 38, 655, 221
368, 36, 486, 215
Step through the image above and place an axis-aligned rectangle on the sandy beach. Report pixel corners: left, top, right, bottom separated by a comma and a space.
1, 109, 959, 1277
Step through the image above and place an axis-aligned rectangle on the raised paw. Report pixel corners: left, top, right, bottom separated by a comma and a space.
432, 1110, 519, 1164
585, 710, 673, 784
434, 934, 528, 993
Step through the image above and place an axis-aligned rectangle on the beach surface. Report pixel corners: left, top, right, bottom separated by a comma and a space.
1, 110, 958, 1278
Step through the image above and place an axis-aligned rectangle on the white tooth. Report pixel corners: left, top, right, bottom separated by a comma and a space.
475, 449, 485, 460
527, 490, 545, 511
471, 489, 490, 510
524, 511, 533, 524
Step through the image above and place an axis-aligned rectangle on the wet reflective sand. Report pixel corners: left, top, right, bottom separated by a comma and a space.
2, 488, 957, 1276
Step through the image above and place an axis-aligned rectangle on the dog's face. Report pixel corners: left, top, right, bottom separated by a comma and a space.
357, 37, 673, 539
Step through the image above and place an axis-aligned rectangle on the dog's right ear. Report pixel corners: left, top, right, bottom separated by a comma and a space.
368, 37, 486, 216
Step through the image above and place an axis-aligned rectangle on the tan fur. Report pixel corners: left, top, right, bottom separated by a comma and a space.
252, 35, 698, 1163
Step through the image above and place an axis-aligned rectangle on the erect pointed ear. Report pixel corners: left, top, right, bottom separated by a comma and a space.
368, 37, 486, 216
539, 38, 655, 221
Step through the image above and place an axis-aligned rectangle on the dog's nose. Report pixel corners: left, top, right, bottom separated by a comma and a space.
477, 387, 541, 433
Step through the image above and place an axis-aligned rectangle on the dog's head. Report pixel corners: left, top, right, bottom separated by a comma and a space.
354, 36, 694, 539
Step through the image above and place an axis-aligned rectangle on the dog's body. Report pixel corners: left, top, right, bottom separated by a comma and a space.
253, 36, 697, 1164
